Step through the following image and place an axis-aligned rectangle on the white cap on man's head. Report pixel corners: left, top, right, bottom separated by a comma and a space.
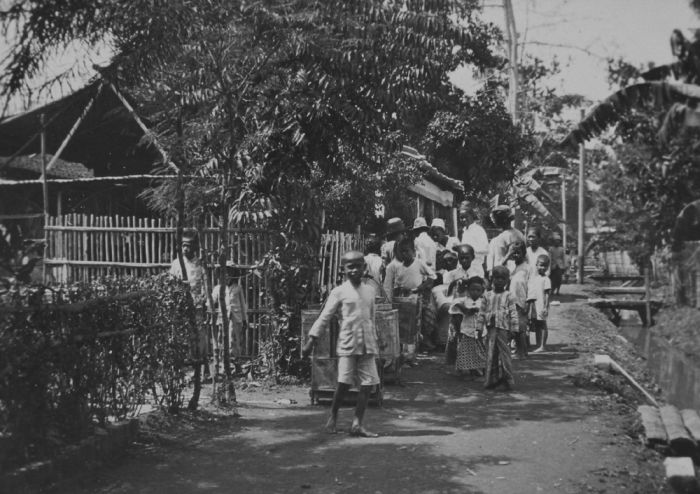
430, 218, 445, 230
413, 217, 429, 230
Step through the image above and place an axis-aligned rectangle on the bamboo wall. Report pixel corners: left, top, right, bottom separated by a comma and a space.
44, 214, 274, 357
44, 214, 362, 355
316, 230, 365, 301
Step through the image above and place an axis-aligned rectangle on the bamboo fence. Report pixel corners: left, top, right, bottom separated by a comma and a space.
43, 214, 363, 355
316, 230, 365, 301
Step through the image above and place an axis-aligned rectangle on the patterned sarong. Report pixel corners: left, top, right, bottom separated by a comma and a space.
484, 328, 514, 388
456, 335, 486, 371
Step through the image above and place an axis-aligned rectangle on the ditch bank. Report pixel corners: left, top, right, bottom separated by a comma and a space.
619, 311, 700, 410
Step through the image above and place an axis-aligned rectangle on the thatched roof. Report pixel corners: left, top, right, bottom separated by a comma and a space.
0, 154, 93, 179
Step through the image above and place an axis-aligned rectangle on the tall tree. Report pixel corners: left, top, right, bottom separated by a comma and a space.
1, 0, 505, 378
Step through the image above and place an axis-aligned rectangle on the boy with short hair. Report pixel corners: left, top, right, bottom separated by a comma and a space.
302, 251, 381, 438
527, 254, 552, 353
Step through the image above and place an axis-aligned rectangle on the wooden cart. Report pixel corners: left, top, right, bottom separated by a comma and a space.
301, 308, 384, 406
376, 308, 401, 384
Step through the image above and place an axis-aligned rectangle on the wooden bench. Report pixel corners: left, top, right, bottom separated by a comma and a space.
586, 298, 663, 326
592, 286, 647, 296
588, 274, 644, 284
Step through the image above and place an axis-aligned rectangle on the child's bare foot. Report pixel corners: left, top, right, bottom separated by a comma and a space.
324, 415, 338, 434
532, 346, 545, 353
349, 425, 379, 438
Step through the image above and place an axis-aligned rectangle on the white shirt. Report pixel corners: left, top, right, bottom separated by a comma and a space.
414, 231, 437, 268
309, 280, 379, 356
461, 223, 489, 268
381, 240, 396, 264
445, 236, 460, 252
443, 264, 485, 287
364, 253, 383, 284
487, 228, 526, 273
211, 283, 248, 324
527, 273, 551, 320
383, 258, 436, 302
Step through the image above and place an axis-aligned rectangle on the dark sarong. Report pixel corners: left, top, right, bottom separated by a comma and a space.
484, 327, 514, 388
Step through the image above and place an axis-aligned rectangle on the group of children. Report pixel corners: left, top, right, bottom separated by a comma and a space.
301, 205, 560, 436
446, 241, 551, 390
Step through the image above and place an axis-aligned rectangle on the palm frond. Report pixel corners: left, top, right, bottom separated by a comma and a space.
561, 82, 700, 146
640, 62, 684, 81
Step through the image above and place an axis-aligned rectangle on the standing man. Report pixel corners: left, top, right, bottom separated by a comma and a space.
413, 216, 437, 269
381, 217, 406, 266
170, 232, 208, 364
459, 202, 489, 275
548, 232, 566, 295
170, 232, 206, 307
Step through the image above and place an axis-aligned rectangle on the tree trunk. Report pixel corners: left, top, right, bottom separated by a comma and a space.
217, 174, 236, 406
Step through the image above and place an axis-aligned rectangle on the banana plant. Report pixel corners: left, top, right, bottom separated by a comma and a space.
562, 29, 700, 147
506, 161, 566, 222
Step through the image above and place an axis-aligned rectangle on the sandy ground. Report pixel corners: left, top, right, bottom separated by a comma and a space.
48, 285, 671, 494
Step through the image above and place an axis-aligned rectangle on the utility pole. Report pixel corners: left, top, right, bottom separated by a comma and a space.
561, 177, 567, 253
577, 109, 585, 284
503, 0, 519, 124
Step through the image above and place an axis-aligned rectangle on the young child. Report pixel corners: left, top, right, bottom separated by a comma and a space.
302, 250, 381, 438
444, 243, 484, 295
506, 240, 530, 358
211, 264, 248, 361
363, 234, 384, 285
527, 254, 552, 353
383, 238, 436, 302
482, 265, 518, 390
449, 276, 487, 377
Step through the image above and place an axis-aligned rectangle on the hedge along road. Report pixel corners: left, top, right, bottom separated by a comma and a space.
50, 286, 669, 494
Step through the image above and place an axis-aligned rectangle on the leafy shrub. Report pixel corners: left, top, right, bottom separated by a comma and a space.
0, 274, 197, 469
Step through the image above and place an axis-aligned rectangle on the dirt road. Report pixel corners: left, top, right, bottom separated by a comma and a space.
50, 287, 670, 494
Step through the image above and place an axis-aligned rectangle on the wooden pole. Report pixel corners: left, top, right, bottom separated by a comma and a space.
503, 0, 519, 124
644, 265, 652, 326
40, 114, 49, 284
45, 82, 104, 173
106, 81, 178, 173
577, 109, 585, 284
561, 177, 567, 253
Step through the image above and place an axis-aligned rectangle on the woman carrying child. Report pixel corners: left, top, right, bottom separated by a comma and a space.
448, 276, 487, 377
483, 265, 518, 390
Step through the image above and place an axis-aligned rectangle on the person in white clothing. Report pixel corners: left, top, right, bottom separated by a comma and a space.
383, 238, 436, 303
459, 202, 489, 275
211, 264, 248, 359
486, 205, 525, 279
526, 228, 550, 276
363, 234, 384, 285
412, 217, 437, 269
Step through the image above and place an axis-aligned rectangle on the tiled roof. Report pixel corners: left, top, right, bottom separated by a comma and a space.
0, 154, 93, 179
